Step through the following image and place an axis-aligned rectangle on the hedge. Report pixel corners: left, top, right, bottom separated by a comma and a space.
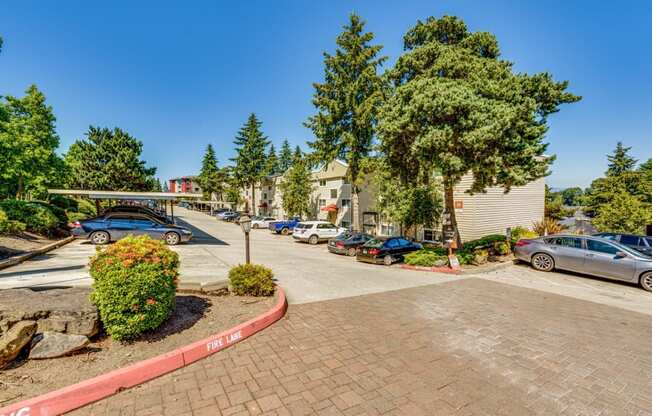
0, 200, 59, 235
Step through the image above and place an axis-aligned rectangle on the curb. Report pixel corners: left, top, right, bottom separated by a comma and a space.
400, 264, 461, 275
0, 286, 288, 416
459, 260, 516, 275
0, 236, 75, 272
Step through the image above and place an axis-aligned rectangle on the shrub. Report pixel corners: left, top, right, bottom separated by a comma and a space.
462, 234, 506, 251
472, 249, 489, 265
532, 218, 567, 236
0, 200, 59, 235
77, 198, 97, 216
49, 195, 79, 212
455, 250, 474, 265
89, 235, 179, 341
493, 241, 511, 256
405, 250, 448, 267
510, 226, 538, 242
66, 211, 88, 224
0, 209, 26, 235
228, 264, 275, 296
31, 201, 68, 227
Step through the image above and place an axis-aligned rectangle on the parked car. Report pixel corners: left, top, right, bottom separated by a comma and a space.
251, 216, 276, 229
104, 205, 173, 224
328, 232, 375, 256
70, 213, 192, 245
221, 211, 239, 222
216, 210, 235, 219
593, 232, 652, 256
513, 234, 652, 292
356, 237, 422, 266
292, 221, 347, 244
269, 217, 301, 235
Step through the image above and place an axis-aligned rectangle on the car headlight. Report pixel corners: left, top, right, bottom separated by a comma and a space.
181, 229, 191, 234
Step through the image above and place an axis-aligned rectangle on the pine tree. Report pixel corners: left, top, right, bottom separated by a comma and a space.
198, 144, 226, 199
231, 113, 270, 215
378, 15, 580, 246
278, 139, 293, 172
606, 142, 637, 177
162, 181, 170, 192
266, 143, 280, 175
0, 85, 63, 198
306, 13, 386, 232
279, 152, 314, 218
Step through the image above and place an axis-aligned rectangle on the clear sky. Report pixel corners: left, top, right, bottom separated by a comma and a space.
1, 0, 650, 189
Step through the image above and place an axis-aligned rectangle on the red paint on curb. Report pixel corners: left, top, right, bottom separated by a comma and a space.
400, 264, 461, 275
0, 287, 288, 416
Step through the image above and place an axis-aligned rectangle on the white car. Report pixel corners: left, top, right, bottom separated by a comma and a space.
292, 221, 347, 245
251, 216, 276, 229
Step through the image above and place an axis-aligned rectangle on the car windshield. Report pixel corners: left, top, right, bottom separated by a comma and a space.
295, 223, 312, 229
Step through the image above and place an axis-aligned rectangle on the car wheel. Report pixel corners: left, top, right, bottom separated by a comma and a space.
90, 231, 110, 245
281, 228, 289, 235
531, 253, 554, 272
640, 272, 652, 292
165, 232, 180, 245
309, 235, 319, 245
383, 255, 393, 266
347, 247, 356, 257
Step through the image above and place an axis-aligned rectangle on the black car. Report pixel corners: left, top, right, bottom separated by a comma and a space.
593, 232, 652, 256
356, 236, 422, 266
70, 212, 192, 245
104, 205, 172, 224
328, 232, 374, 256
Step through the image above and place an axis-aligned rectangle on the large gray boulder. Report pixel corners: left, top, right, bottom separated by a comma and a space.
0, 320, 37, 368
29, 331, 89, 359
0, 288, 99, 337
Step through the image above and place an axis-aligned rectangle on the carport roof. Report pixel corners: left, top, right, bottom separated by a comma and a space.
48, 189, 203, 201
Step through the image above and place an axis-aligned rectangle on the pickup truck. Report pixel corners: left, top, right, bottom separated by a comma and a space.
268, 217, 301, 235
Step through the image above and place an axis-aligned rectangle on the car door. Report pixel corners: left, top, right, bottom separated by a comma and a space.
132, 219, 163, 239
584, 239, 638, 282
106, 216, 135, 240
618, 235, 650, 255
546, 236, 586, 271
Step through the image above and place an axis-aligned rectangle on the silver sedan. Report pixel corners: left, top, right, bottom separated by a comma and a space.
513, 234, 652, 292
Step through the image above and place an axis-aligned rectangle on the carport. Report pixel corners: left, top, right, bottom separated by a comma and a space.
47, 189, 203, 222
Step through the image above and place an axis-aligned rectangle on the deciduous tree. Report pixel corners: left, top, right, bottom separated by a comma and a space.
593, 192, 651, 234
231, 113, 270, 215
306, 13, 387, 232
378, 15, 580, 246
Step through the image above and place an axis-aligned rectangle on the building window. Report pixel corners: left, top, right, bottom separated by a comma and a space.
381, 224, 395, 236
263, 193, 267, 199
340, 220, 351, 229
319, 179, 326, 186
423, 228, 441, 242
319, 199, 326, 207
330, 189, 337, 199
343, 178, 350, 184
341, 199, 350, 207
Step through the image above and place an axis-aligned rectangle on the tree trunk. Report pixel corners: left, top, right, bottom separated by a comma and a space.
95, 199, 101, 216
250, 183, 256, 216
351, 185, 361, 232
444, 183, 462, 249
16, 177, 24, 200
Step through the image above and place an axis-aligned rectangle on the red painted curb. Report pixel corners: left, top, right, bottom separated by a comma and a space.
0, 287, 288, 416
400, 264, 461, 275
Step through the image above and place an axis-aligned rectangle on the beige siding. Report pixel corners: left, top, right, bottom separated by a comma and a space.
453, 175, 545, 241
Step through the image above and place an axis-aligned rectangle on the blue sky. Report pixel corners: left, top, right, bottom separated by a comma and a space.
1, 1, 650, 188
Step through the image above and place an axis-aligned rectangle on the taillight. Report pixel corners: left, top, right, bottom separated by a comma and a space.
515, 240, 531, 247
336, 241, 344, 248
68, 221, 81, 229
368, 248, 380, 255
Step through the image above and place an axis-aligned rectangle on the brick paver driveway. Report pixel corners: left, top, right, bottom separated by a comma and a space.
73, 278, 652, 416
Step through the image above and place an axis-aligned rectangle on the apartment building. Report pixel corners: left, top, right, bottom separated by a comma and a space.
168, 176, 202, 194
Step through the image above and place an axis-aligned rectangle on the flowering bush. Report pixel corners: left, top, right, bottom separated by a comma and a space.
89, 235, 179, 341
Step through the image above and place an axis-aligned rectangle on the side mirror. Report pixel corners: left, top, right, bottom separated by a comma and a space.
615, 251, 628, 259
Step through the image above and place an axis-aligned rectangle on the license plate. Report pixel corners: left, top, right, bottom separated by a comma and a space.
363, 249, 367, 254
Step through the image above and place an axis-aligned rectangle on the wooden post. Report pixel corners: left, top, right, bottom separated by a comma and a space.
170, 201, 174, 223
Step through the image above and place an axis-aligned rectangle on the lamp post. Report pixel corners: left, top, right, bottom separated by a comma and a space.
239, 214, 252, 264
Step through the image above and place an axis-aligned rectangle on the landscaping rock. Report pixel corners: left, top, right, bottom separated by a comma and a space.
29, 331, 89, 359
0, 320, 37, 368
0, 288, 99, 337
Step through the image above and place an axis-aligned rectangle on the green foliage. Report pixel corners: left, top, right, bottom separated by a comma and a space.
0, 85, 64, 198
0, 209, 26, 235
532, 218, 567, 236
510, 226, 538, 241
545, 186, 574, 220
404, 250, 448, 267
89, 235, 179, 341
592, 192, 651, 234
461, 234, 506, 251
198, 144, 226, 199
471, 249, 489, 265
266, 144, 280, 175
278, 139, 293, 173
0, 199, 59, 235
606, 142, 637, 177
455, 250, 475, 265
493, 241, 511, 255
66, 211, 88, 224
378, 15, 580, 242
65, 126, 157, 191
49, 195, 79, 211
279, 154, 314, 218
306, 13, 387, 231
77, 198, 97, 216
231, 114, 270, 215
560, 187, 583, 206
228, 264, 275, 297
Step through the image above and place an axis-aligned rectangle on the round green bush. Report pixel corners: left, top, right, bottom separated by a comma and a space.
0, 209, 26, 235
228, 264, 275, 296
0, 200, 58, 235
89, 235, 179, 341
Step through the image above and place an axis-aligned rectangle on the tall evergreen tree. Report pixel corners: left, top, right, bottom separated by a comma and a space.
198, 144, 226, 199
606, 142, 637, 177
266, 143, 280, 175
378, 15, 580, 246
279, 149, 314, 218
278, 139, 293, 172
0, 85, 63, 198
231, 113, 270, 215
65, 126, 157, 192
162, 180, 170, 193
306, 13, 386, 232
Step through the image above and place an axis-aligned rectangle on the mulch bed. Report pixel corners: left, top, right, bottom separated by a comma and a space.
0, 233, 61, 261
0, 292, 276, 406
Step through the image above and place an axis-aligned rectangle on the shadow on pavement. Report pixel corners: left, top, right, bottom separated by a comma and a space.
175, 218, 229, 246
0, 264, 86, 278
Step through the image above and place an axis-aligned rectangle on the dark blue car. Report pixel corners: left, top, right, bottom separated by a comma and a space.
71, 212, 193, 245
